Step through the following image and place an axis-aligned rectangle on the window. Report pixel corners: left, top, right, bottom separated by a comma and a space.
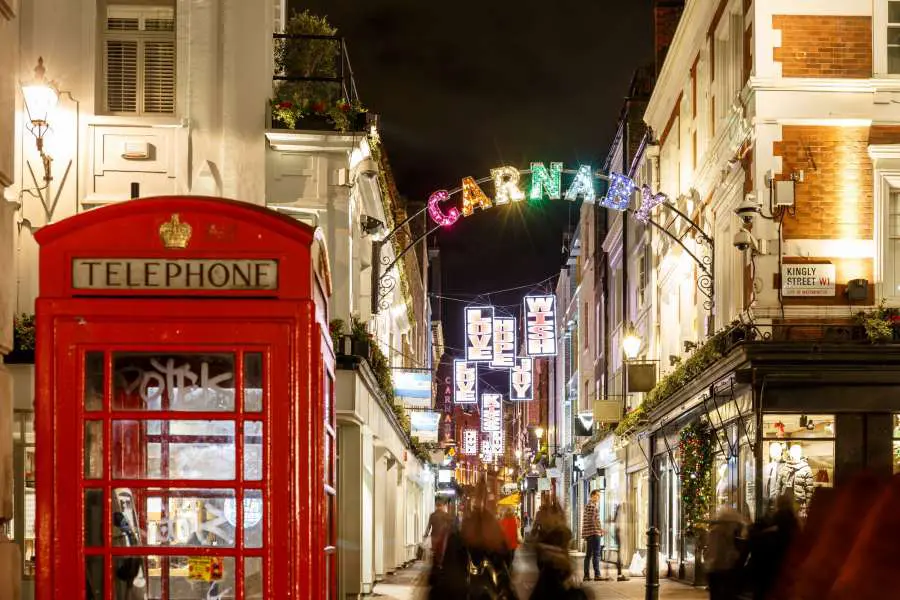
103, 2, 176, 115
637, 245, 649, 308
888, 2, 900, 74
893, 414, 900, 474
762, 414, 835, 519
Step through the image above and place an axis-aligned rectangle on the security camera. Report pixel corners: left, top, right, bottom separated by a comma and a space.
734, 193, 760, 224
733, 229, 758, 252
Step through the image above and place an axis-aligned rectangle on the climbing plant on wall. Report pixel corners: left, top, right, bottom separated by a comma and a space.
679, 421, 715, 536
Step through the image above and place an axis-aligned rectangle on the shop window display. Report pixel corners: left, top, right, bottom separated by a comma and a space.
762, 414, 834, 518
893, 414, 900, 474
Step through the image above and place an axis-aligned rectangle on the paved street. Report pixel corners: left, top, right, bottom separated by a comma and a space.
372, 549, 707, 599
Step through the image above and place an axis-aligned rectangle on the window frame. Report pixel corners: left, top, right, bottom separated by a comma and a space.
876, 1, 900, 76
871, 155, 900, 301
99, 0, 178, 117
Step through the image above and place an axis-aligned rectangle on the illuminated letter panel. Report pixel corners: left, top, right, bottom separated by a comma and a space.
524, 295, 557, 356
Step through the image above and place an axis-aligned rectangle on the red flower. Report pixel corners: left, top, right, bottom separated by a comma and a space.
277, 101, 293, 109
311, 101, 326, 113
339, 102, 350, 113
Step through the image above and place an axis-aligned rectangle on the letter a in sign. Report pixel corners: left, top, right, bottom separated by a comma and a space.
461, 176, 493, 216
465, 306, 494, 362
524, 295, 557, 356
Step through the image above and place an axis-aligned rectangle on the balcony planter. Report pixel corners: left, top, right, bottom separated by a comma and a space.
5, 349, 35, 364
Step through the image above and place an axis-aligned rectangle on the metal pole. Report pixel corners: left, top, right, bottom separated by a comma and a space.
645, 527, 660, 600
646, 434, 659, 600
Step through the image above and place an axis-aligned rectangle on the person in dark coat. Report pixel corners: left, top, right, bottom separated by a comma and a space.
529, 500, 592, 600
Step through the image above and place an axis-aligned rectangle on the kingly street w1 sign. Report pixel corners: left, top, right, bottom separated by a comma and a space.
781, 263, 835, 297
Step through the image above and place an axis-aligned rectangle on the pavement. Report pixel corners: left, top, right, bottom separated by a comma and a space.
371, 549, 707, 599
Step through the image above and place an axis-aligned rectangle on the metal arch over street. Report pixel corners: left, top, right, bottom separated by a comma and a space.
372, 163, 716, 332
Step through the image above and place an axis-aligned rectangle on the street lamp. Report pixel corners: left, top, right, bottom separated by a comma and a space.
21, 57, 59, 184
514, 449, 522, 459
534, 427, 544, 440
622, 322, 642, 361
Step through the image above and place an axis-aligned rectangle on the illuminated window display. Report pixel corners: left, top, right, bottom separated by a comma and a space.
893, 414, 900, 474
762, 414, 835, 518
11, 410, 36, 579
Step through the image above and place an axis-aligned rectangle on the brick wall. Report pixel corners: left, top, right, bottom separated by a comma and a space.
774, 126, 873, 240
654, 0, 686, 76
772, 15, 871, 78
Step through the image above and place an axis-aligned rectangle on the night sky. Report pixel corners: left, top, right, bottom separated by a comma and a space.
293, 1, 655, 353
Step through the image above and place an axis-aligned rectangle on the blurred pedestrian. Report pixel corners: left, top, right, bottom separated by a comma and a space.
746, 493, 798, 600
429, 478, 517, 600
581, 490, 604, 581
530, 499, 592, 600
705, 508, 747, 600
425, 500, 453, 577
500, 509, 520, 560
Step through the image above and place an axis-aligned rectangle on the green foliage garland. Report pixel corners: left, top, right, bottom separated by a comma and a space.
614, 322, 745, 437
679, 422, 714, 536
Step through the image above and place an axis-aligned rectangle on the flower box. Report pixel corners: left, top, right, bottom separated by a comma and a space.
6, 349, 35, 364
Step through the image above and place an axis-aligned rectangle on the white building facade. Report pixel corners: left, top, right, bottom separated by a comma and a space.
3, 1, 432, 597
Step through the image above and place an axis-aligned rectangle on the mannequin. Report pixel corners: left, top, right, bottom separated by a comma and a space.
777, 444, 814, 517
763, 442, 784, 512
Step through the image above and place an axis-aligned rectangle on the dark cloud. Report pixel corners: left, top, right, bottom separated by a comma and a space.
291, 0, 654, 350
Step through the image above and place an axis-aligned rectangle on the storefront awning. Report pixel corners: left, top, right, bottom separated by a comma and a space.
497, 493, 520, 507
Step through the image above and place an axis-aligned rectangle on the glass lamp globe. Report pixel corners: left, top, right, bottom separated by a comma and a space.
622, 329, 642, 360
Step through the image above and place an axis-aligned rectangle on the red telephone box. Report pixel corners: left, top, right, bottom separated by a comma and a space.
34, 196, 337, 599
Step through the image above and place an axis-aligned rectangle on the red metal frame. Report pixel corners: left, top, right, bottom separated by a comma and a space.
35, 197, 333, 600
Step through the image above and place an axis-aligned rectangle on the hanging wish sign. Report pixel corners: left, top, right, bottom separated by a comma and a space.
491, 317, 516, 368
462, 429, 479, 455
465, 306, 495, 362
510, 356, 534, 401
454, 359, 477, 404
481, 393, 503, 432
524, 295, 557, 356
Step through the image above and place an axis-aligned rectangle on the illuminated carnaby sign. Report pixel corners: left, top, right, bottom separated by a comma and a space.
481, 393, 502, 432
453, 360, 477, 404
524, 295, 557, 356
462, 429, 479, 455
510, 356, 534, 401
427, 163, 672, 228
72, 258, 278, 290
490, 317, 516, 369
465, 306, 494, 362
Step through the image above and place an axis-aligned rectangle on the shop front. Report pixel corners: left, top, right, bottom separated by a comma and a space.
34, 197, 335, 599
639, 338, 900, 588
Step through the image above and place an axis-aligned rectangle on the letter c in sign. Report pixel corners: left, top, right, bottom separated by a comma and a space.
428, 189, 460, 227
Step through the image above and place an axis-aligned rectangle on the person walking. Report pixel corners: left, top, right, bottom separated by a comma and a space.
705, 508, 748, 600
500, 509, 520, 560
531, 500, 592, 599
581, 490, 605, 582
425, 500, 453, 576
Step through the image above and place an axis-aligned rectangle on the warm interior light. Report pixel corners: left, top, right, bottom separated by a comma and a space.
622, 324, 642, 360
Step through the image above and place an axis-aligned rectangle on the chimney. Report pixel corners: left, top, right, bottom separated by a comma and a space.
654, 0, 686, 76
